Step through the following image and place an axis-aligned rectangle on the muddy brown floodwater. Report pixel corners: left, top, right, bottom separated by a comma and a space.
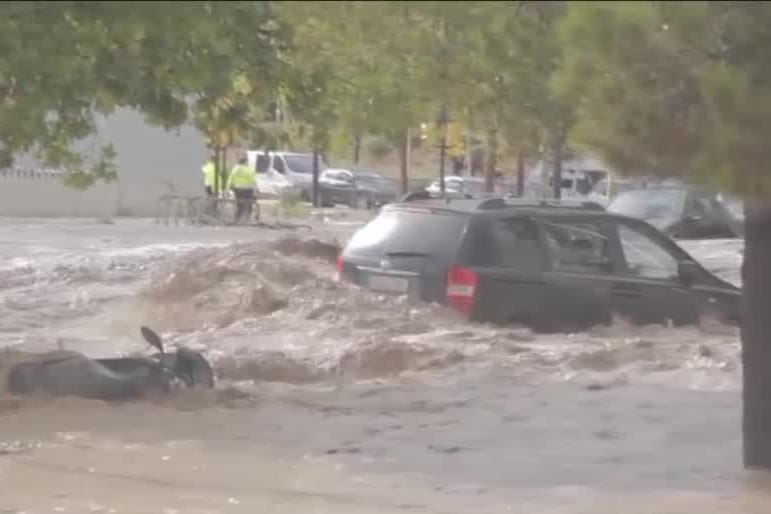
1, 216, 768, 513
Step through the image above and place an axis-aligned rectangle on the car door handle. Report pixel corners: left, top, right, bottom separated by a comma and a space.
611, 283, 642, 298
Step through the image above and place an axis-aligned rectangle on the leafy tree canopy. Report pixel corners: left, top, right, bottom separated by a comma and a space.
555, 1, 771, 201
0, 1, 286, 188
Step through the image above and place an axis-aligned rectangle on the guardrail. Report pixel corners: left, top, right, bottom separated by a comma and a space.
156, 194, 264, 226
156, 194, 316, 231
0, 169, 68, 180
0, 170, 119, 218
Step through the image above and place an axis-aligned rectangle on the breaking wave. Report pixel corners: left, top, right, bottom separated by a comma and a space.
0, 220, 750, 504
0, 229, 742, 413
122, 236, 741, 393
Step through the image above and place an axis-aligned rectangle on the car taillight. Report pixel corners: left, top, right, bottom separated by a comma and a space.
446, 265, 477, 315
336, 255, 345, 281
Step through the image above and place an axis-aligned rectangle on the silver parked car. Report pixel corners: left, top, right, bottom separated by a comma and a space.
319, 168, 399, 209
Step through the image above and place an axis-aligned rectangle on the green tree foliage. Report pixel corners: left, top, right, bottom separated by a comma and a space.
0, 1, 286, 188
277, 0, 573, 191
325, 2, 570, 183
554, 0, 771, 199
273, 1, 344, 154
449, 1, 569, 186
275, 1, 428, 160
555, 1, 771, 470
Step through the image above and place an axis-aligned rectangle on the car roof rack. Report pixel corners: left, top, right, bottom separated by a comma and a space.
500, 197, 606, 211
401, 191, 432, 202
399, 192, 605, 212
476, 198, 508, 210
401, 191, 473, 203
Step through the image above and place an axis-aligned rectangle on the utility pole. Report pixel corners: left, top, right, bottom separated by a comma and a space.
402, 127, 412, 196
437, 105, 449, 194
312, 148, 320, 207
437, 16, 450, 194
551, 132, 564, 200
213, 144, 222, 196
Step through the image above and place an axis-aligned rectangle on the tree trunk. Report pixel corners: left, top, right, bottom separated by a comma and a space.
353, 133, 362, 164
484, 127, 497, 194
398, 129, 410, 196
439, 131, 447, 194
742, 205, 771, 469
312, 149, 320, 208
466, 107, 475, 177
551, 139, 564, 200
516, 153, 525, 197
213, 145, 222, 196
222, 146, 229, 192
475, 144, 485, 179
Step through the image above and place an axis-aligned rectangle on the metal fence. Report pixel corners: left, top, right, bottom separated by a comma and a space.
0, 169, 119, 218
155, 194, 317, 231
0, 168, 69, 180
156, 194, 261, 226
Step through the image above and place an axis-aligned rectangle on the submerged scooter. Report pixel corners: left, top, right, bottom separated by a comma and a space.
6, 326, 215, 400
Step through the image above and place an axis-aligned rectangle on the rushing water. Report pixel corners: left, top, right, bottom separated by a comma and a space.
1, 216, 766, 513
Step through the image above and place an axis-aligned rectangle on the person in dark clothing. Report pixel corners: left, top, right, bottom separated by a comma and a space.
226, 155, 257, 223
452, 156, 465, 175
232, 188, 255, 222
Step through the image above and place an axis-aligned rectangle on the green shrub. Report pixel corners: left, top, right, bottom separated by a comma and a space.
365, 136, 394, 160
273, 188, 310, 219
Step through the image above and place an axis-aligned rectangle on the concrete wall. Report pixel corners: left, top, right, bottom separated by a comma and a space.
0, 107, 208, 218
0, 170, 118, 218
95, 108, 208, 217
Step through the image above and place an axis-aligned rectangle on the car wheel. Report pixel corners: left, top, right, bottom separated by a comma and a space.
354, 193, 369, 210
698, 303, 732, 330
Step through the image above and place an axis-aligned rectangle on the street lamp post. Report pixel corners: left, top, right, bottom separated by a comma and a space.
436, 105, 450, 194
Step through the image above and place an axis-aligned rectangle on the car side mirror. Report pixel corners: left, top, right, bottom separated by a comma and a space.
678, 261, 701, 285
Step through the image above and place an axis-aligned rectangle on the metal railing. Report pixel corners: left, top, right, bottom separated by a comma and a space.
156, 194, 262, 226
155, 194, 315, 231
0, 168, 69, 180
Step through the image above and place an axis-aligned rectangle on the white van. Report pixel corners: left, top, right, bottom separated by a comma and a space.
546, 169, 602, 198
246, 150, 328, 200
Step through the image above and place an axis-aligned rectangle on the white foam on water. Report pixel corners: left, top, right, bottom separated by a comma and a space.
0, 218, 759, 512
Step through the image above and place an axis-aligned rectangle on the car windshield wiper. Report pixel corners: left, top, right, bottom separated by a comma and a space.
385, 251, 431, 258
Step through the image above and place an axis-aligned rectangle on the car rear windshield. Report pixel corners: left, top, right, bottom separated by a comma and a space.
464, 217, 543, 270
344, 208, 469, 259
608, 188, 687, 221
256, 154, 270, 173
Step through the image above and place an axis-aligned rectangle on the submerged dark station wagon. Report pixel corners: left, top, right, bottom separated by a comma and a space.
337, 197, 741, 332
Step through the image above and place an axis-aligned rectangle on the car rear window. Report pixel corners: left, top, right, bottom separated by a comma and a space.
542, 219, 612, 274
284, 154, 328, 174
256, 154, 270, 173
344, 208, 469, 259
608, 188, 687, 221
466, 217, 542, 270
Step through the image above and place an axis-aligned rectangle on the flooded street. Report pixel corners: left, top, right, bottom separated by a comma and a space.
1, 216, 766, 513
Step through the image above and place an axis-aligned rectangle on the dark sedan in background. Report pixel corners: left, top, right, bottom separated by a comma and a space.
607, 185, 742, 239
319, 168, 399, 209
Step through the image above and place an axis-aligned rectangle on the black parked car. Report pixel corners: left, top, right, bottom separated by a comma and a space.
337, 197, 740, 332
607, 186, 741, 239
319, 168, 399, 209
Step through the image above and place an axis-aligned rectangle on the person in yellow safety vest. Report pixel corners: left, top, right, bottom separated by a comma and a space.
202, 153, 220, 198
226, 155, 257, 223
